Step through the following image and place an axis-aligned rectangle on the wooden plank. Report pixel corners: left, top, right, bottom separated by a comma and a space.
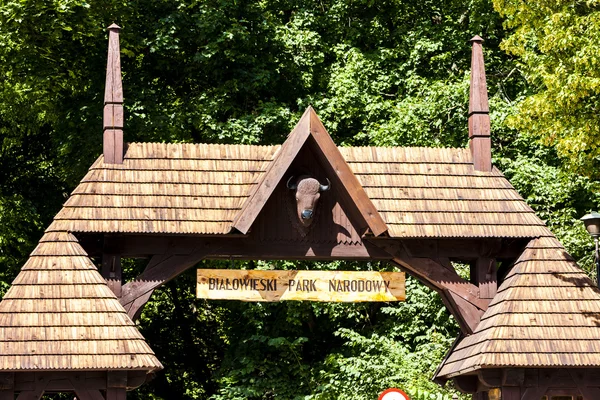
197, 270, 405, 302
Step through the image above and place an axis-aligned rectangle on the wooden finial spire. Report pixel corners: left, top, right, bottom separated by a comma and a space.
103, 24, 124, 164
468, 35, 491, 172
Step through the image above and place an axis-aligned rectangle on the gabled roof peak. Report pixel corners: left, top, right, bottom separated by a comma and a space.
231, 107, 389, 237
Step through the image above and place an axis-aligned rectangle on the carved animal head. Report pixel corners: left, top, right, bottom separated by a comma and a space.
287, 175, 330, 227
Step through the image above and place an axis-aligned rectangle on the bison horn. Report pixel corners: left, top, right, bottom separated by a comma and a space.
286, 176, 297, 190
319, 178, 331, 192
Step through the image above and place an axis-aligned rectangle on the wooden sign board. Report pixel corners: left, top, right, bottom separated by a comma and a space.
197, 269, 405, 302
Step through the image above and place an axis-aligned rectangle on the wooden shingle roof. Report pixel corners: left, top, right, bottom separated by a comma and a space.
0, 230, 162, 371
48, 141, 547, 239
436, 235, 600, 378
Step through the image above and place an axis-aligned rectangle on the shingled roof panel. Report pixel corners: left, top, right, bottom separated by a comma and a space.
49, 143, 545, 238
0, 231, 162, 371
435, 236, 600, 378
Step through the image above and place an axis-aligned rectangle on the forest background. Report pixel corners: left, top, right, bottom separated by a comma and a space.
1, 0, 600, 399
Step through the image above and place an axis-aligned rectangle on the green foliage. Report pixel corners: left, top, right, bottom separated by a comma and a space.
1, 0, 599, 399
493, 0, 600, 175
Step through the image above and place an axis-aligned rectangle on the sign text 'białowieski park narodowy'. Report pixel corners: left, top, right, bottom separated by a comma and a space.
196, 270, 405, 302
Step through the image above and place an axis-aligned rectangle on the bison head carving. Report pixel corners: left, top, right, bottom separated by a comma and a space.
287, 175, 330, 227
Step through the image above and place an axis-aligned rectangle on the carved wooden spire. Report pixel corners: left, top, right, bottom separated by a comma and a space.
468, 35, 491, 172
103, 24, 124, 164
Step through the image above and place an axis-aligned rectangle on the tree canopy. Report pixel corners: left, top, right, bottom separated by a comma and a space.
1, 0, 599, 399
494, 0, 600, 176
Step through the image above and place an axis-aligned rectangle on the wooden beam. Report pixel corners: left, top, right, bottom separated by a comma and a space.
373, 240, 489, 333
120, 248, 212, 319
74, 390, 106, 400
78, 234, 391, 260
478, 370, 502, 388
16, 392, 42, 400
102, 253, 122, 298
0, 391, 13, 400
390, 259, 487, 333
0, 373, 14, 391
502, 369, 525, 387
126, 371, 147, 390
16, 373, 48, 400
106, 388, 126, 400
472, 257, 497, 300
500, 387, 520, 400
453, 376, 479, 393
568, 369, 600, 400
443, 289, 485, 334
520, 386, 547, 400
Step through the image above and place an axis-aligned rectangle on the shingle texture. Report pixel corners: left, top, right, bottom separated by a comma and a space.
0, 230, 162, 371
436, 235, 600, 378
48, 143, 547, 238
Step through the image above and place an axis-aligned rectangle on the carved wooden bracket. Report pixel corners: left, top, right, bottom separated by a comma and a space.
120, 247, 215, 319
373, 240, 489, 334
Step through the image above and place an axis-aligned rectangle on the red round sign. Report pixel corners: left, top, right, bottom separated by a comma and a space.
378, 388, 410, 400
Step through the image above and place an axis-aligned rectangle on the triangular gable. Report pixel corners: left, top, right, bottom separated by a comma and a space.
0, 230, 163, 371
232, 107, 388, 237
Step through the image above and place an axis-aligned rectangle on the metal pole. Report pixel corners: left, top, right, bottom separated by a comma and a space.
594, 237, 600, 288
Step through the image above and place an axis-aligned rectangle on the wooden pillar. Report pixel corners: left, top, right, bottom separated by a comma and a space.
106, 389, 126, 400
471, 257, 497, 300
102, 254, 122, 298
0, 391, 13, 400
106, 372, 127, 400
103, 24, 124, 164
500, 387, 521, 400
468, 35, 491, 172
0, 373, 14, 400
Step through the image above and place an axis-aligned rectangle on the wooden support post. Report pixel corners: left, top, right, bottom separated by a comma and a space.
103, 24, 124, 164
500, 387, 521, 400
16, 373, 47, 400
568, 370, 600, 400
74, 390, 106, 400
468, 35, 491, 172
472, 257, 497, 300
106, 389, 126, 400
0, 373, 14, 400
106, 371, 127, 400
102, 254, 122, 298
0, 391, 13, 400
382, 241, 489, 333
16, 392, 42, 400
120, 248, 212, 319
